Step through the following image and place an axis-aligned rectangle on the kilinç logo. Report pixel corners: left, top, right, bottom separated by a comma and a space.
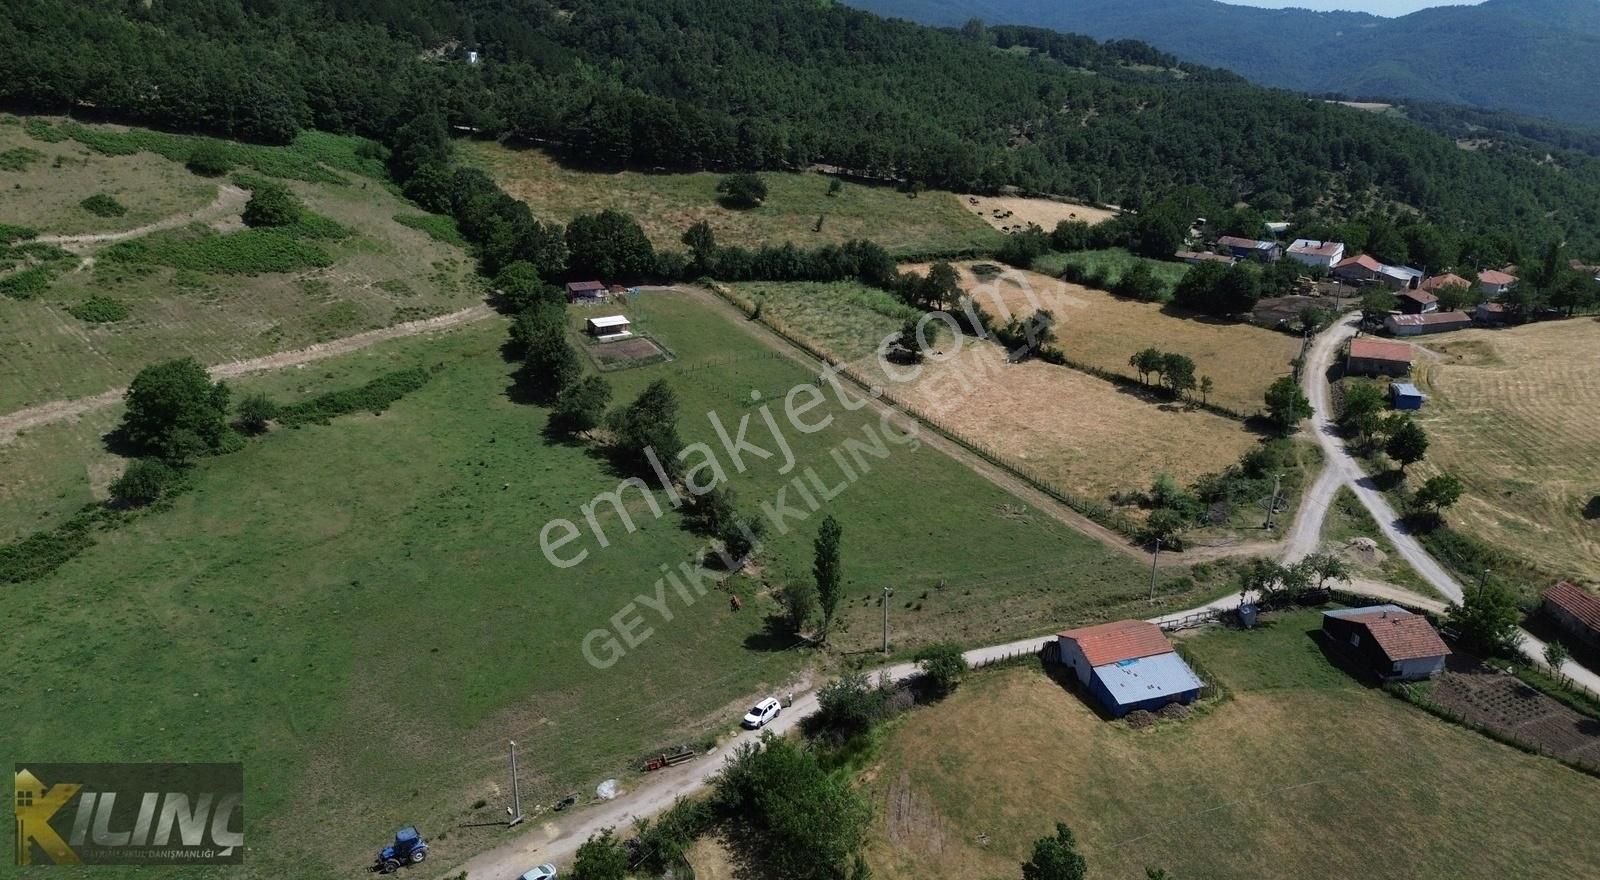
14, 764, 244, 866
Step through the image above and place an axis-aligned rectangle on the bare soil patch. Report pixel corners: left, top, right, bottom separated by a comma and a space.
962, 194, 1117, 232
1427, 660, 1600, 766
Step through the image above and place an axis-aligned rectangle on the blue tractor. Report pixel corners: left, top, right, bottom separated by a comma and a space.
374, 826, 429, 874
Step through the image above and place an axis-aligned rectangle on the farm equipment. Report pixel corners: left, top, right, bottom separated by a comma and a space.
374, 826, 429, 874
643, 745, 697, 772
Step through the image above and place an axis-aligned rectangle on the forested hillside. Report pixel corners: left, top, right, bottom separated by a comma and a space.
851, 0, 1600, 129
6, 0, 1600, 256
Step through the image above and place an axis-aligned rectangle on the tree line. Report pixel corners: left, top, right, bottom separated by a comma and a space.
7, 0, 1600, 257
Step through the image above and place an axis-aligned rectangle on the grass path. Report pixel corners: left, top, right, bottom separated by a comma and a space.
0, 301, 496, 441
32, 183, 248, 247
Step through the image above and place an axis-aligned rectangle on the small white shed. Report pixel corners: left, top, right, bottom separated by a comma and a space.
586, 315, 632, 340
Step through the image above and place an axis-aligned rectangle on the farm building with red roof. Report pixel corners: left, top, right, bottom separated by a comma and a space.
1322, 605, 1450, 681
1056, 620, 1203, 717
1542, 581, 1600, 648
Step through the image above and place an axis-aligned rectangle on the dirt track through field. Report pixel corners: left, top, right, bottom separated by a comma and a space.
32, 183, 250, 247
0, 303, 497, 443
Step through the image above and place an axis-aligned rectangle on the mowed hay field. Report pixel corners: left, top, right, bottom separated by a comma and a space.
729, 275, 1263, 504
0, 118, 480, 413
1, 290, 1209, 878
915, 262, 1302, 415
865, 609, 1600, 880
466, 141, 1003, 256
1413, 320, 1600, 580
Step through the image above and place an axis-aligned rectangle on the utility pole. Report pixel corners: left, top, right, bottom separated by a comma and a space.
882, 586, 893, 654
1148, 537, 1161, 602
1264, 473, 1284, 531
507, 740, 525, 828
1477, 568, 1491, 604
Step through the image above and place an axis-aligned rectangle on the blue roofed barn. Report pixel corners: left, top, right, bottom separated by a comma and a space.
1056, 620, 1204, 718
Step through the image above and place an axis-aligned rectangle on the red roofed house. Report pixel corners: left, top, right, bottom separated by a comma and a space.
1475, 301, 1509, 324
565, 280, 607, 303
1420, 272, 1472, 294
1333, 254, 1384, 284
1056, 620, 1203, 717
1322, 605, 1450, 681
1346, 337, 1413, 377
1396, 289, 1439, 314
1477, 269, 1518, 298
1542, 581, 1600, 649
1217, 235, 1283, 262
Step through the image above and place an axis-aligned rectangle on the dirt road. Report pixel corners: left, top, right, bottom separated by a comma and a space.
0, 304, 497, 443
34, 184, 250, 247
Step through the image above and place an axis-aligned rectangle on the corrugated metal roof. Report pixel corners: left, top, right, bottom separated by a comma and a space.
588, 315, 631, 328
1289, 239, 1343, 257
1059, 619, 1173, 667
1325, 604, 1410, 619
1544, 581, 1600, 635
1092, 651, 1203, 706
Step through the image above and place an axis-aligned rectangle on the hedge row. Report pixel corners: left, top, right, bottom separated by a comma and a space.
276, 366, 435, 426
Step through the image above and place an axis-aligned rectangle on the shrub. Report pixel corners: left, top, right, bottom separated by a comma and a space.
276, 367, 432, 426
0, 266, 54, 299
119, 357, 233, 462
110, 458, 180, 506
105, 229, 333, 275
716, 172, 768, 209
235, 392, 279, 434
242, 182, 304, 228
67, 296, 130, 323
0, 509, 99, 584
79, 193, 127, 217
186, 142, 234, 177
0, 146, 44, 172
0, 223, 38, 244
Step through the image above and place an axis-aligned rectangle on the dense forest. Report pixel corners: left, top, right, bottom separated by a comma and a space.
4, 0, 1600, 257
853, 0, 1600, 129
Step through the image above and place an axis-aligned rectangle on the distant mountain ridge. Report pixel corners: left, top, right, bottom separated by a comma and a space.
849, 0, 1600, 128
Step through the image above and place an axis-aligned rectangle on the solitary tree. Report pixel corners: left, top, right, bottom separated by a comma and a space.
1446, 579, 1521, 655
914, 643, 969, 698
1545, 641, 1571, 684
1385, 418, 1429, 474
1299, 552, 1352, 592
1339, 383, 1388, 445
1160, 352, 1197, 399
566, 209, 656, 280
926, 261, 962, 310
1022, 823, 1088, 880
1263, 376, 1312, 435
1199, 375, 1214, 405
814, 515, 844, 642
608, 379, 683, 477
119, 357, 232, 462
550, 375, 612, 438
1413, 473, 1463, 516
780, 580, 817, 635
1130, 347, 1165, 385
682, 220, 717, 274
717, 172, 768, 209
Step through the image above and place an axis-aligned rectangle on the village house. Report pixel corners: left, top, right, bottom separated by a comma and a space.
1346, 337, 1414, 377
1332, 254, 1384, 284
1475, 301, 1509, 324
1321, 606, 1450, 681
1541, 581, 1600, 650
565, 280, 607, 303
1175, 250, 1237, 266
1217, 235, 1283, 262
1420, 272, 1472, 295
1477, 269, 1518, 298
1396, 289, 1439, 314
1376, 264, 1424, 291
1287, 239, 1346, 269
1385, 311, 1473, 337
585, 315, 632, 340
1056, 620, 1204, 718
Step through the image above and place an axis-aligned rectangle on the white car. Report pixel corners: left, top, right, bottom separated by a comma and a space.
741, 697, 782, 729
520, 864, 557, 880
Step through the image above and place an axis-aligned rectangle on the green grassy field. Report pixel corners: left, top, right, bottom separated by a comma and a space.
1031, 247, 1191, 295
865, 608, 1600, 879
467, 141, 1004, 257
729, 281, 924, 361
0, 117, 479, 414
1, 288, 1236, 878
